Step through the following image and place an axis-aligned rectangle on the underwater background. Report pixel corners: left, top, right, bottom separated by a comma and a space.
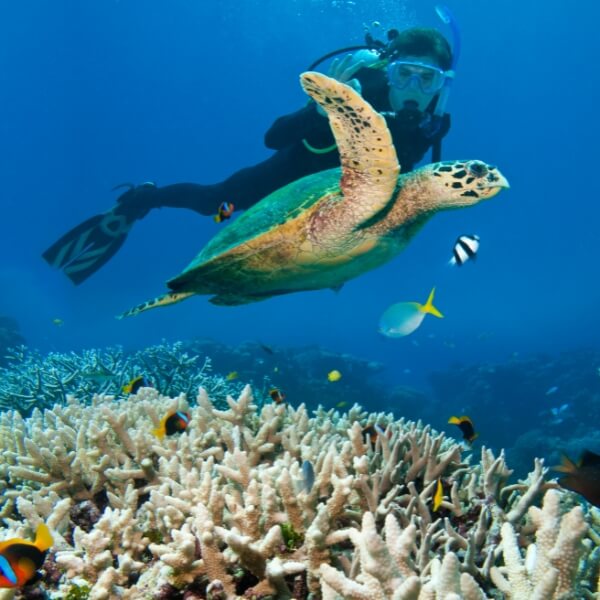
0, 0, 598, 473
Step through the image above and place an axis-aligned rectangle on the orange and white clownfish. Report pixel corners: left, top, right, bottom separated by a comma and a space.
152, 411, 191, 439
214, 202, 235, 223
0, 523, 53, 588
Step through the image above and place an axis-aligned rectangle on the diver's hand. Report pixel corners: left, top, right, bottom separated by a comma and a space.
316, 54, 365, 117
329, 54, 364, 91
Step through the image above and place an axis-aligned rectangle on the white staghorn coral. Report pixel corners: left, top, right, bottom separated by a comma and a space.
490, 489, 589, 599
0, 385, 596, 598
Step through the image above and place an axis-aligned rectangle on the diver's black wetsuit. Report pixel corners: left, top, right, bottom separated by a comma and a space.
120, 67, 450, 218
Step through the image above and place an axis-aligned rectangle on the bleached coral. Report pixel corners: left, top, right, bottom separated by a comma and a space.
0, 384, 596, 598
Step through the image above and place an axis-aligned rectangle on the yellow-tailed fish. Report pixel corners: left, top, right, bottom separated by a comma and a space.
226, 371, 239, 381
379, 287, 443, 338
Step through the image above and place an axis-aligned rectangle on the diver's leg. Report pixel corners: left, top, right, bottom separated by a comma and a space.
43, 146, 328, 284
128, 145, 327, 214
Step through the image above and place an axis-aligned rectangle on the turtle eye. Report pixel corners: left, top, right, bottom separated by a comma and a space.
466, 161, 488, 178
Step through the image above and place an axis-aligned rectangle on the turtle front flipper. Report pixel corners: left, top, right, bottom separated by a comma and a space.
116, 291, 195, 319
300, 72, 400, 232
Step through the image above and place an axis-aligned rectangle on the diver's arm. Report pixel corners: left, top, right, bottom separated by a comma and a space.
264, 104, 330, 150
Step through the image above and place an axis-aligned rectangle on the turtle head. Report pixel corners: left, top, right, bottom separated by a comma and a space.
426, 160, 509, 209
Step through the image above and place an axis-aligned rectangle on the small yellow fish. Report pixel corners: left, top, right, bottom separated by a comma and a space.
432, 479, 443, 511
328, 369, 342, 382
335, 400, 347, 409
226, 371, 239, 381
52, 318, 64, 327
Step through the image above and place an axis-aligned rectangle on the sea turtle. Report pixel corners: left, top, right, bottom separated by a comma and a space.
119, 72, 508, 317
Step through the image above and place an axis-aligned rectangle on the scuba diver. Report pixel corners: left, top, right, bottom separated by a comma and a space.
44, 8, 460, 285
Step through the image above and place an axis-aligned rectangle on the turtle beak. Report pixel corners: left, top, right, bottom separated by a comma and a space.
479, 169, 510, 199
492, 172, 510, 189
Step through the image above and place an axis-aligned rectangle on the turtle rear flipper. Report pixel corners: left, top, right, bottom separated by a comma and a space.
116, 291, 194, 319
300, 72, 400, 232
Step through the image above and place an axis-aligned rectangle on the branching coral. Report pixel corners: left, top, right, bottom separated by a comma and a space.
0, 342, 242, 414
0, 384, 596, 598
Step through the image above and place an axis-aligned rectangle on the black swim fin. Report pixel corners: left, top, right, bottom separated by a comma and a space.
43, 182, 157, 285
42, 210, 133, 285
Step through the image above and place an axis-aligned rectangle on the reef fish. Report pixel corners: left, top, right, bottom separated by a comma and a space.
153, 411, 191, 439
269, 388, 286, 404
379, 287, 443, 338
327, 369, 342, 382
362, 423, 388, 445
432, 479, 443, 511
448, 415, 478, 444
226, 371, 239, 381
449, 234, 480, 266
214, 201, 235, 223
122, 375, 152, 395
81, 369, 116, 382
553, 449, 600, 507
302, 460, 315, 493
259, 342, 275, 355
0, 523, 53, 588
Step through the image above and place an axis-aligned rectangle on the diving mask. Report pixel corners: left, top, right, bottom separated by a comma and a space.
387, 60, 452, 95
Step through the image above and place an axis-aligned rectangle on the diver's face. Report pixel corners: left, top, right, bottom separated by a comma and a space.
387, 54, 443, 112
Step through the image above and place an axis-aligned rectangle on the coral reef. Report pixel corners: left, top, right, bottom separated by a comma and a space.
0, 342, 241, 415
0, 316, 25, 367
0, 383, 597, 599
0, 340, 386, 416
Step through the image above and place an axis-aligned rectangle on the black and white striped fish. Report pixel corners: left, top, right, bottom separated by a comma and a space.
450, 234, 480, 266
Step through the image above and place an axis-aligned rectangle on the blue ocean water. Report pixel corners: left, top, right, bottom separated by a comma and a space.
0, 0, 598, 408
